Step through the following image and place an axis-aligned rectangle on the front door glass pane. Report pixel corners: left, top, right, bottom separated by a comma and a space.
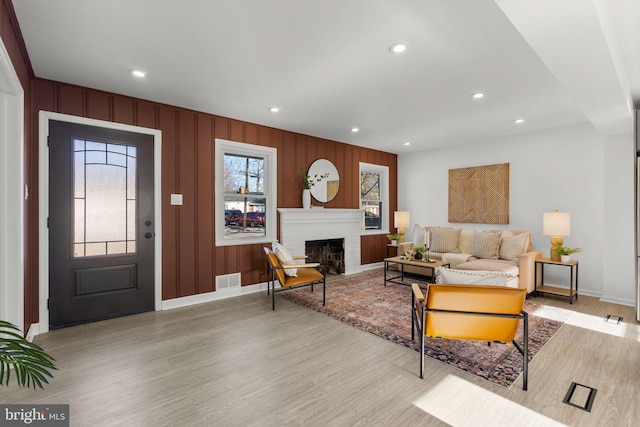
73, 139, 137, 257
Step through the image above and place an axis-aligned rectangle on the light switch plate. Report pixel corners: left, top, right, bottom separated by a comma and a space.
170, 194, 183, 205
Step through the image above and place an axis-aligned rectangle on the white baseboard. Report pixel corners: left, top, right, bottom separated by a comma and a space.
161, 281, 272, 310
598, 295, 635, 307
361, 262, 383, 271
26, 322, 40, 341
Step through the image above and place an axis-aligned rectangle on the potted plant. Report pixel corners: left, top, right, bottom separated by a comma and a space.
386, 233, 401, 246
413, 245, 425, 260
552, 245, 582, 263
1, 320, 56, 389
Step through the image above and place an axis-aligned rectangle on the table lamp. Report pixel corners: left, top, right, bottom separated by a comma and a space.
543, 210, 570, 261
394, 211, 410, 243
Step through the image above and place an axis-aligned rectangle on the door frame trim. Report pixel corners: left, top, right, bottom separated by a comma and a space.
0, 37, 24, 334
39, 111, 162, 334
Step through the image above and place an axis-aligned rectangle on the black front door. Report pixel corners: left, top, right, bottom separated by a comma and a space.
49, 120, 155, 328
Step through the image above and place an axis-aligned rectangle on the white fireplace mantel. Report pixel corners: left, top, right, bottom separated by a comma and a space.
277, 208, 362, 274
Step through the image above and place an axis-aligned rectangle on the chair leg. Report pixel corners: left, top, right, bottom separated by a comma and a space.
420, 310, 426, 379
523, 311, 529, 391
322, 277, 326, 306
272, 281, 276, 311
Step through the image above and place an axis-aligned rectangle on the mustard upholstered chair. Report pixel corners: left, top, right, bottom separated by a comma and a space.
264, 247, 326, 310
411, 283, 529, 390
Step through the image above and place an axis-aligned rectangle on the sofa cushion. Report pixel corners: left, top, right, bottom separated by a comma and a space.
430, 228, 461, 253
471, 231, 501, 259
436, 267, 513, 286
272, 241, 297, 277
455, 259, 519, 276
500, 232, 529, 262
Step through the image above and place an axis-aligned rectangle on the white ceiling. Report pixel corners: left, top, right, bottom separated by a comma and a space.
12, 0, 640, 154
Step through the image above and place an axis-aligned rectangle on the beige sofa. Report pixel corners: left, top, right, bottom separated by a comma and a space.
398, 226, 541, 294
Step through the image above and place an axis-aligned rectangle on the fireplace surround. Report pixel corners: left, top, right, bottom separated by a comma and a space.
277, 208, 362, 275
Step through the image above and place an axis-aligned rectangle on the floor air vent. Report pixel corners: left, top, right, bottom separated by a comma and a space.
604, 314, 623, 324
216, 273, 241, 290
563, 382, 597, 412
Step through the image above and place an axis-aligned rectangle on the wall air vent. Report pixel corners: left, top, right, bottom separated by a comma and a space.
216, 273, 241, 290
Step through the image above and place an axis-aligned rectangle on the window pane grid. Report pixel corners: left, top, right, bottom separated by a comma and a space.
223, 152, 268, 239
360, 165, 388, 232
73, 139, 137, 257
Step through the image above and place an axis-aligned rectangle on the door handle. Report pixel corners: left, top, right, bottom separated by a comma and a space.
145, 232, 153, 239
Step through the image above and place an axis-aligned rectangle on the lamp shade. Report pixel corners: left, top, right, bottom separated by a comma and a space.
543, 211, 570, 236
394, 211, 410, 229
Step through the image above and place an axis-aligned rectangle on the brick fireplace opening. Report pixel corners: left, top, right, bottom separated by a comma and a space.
305, 238, 345, 275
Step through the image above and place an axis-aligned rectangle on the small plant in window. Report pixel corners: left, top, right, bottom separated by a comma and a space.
301, 168, 329, 190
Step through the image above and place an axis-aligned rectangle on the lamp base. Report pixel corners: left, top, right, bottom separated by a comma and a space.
398, 228, 406, 243
549, 236, 563, 262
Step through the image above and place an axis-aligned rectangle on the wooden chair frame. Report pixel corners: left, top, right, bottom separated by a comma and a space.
264, 247, 326, 310
411, 283, 529, 390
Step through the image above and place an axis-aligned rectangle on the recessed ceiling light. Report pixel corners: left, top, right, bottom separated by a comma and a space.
472, 92, 485, 99
131, 69, 146, 78
351, 127, 360, 133
389, 43, 408, 54
269, 106, 280, 113
514, 118, 525, 124
403, 141, 411, 146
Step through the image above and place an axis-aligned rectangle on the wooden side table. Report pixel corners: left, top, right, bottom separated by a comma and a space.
386, 244, 399, 258
534, 257, 579, 304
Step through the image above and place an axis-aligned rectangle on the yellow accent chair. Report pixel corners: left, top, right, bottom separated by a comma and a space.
411, 283, 529, 390
264, 247, 326, 310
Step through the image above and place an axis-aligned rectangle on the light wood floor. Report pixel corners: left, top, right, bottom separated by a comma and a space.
2, 271, 638, 426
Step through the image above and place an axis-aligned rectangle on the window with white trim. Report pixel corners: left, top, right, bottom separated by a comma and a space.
215, 139, 277, 246
360, 162, 389, 234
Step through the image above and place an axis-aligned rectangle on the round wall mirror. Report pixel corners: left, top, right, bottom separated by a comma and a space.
307, 159, 339, 203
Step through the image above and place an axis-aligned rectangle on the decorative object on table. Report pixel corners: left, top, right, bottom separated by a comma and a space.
413, 245, 425, 260
423, 228, 434, 262
386, 233, 401, 246
281, 271, 572, 388
448, 163, 510, 224
307, 159, 339, 203
394, 211, 410, 243
552, 245, 582, 263
0, 320, 56, 389
543, 209, 571, 261
403, 251, 413, 261
301, 167, 329, 209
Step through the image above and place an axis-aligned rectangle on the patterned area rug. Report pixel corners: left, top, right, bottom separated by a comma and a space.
281, 271, 574, 388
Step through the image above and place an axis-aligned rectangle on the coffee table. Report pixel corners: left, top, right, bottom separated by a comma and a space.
384, 256, 450, 286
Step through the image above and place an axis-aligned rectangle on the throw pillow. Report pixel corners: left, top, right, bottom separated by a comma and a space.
436, 267, 512, 286
471, 231, 501, 259
499, 232, 529, 262
458, 229, 474, 254
272, 241, 297, 277
430, 228, 461, 253
413, 224, 425, 247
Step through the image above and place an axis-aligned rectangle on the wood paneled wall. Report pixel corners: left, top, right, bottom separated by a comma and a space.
29, 80, 397, 303
2, 0, 396, 329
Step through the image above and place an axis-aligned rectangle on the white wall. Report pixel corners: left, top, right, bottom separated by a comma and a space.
398, 122, 635, 305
